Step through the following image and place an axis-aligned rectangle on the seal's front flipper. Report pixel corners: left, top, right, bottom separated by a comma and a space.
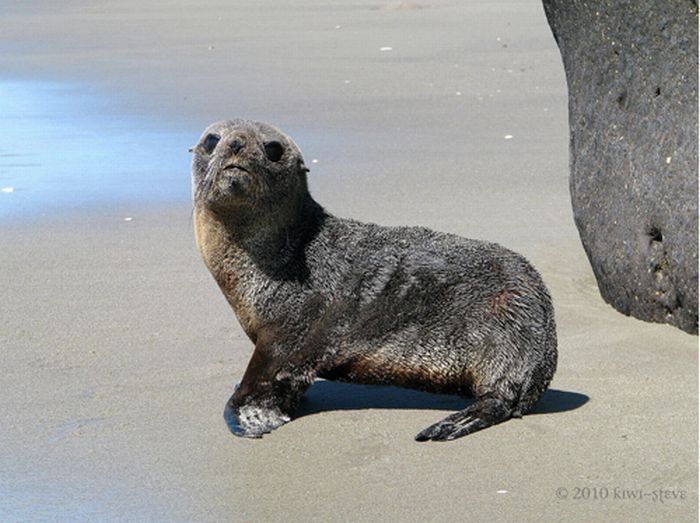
224, 401, 291, 438
415, 398, 512, 442
223, 332, 313, 439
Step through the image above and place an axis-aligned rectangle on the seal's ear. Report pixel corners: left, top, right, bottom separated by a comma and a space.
298, 158, 310, 174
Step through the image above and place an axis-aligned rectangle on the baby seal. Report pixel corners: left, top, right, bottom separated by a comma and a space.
191, 119, 557, 441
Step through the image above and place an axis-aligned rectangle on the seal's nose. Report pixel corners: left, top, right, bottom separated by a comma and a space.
230, 138, 244, 155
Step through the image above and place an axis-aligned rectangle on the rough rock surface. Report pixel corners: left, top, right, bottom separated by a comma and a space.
542, 0, 698, 334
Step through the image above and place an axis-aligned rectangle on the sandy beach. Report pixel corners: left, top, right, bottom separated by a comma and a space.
1, 1, 697, 521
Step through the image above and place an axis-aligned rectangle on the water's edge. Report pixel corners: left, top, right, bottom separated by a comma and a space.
0, 80, 194, 223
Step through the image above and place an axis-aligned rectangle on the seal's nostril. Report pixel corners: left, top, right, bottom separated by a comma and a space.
230, 138, 244, 155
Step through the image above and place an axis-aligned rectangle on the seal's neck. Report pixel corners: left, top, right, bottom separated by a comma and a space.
195, 192, 325, 280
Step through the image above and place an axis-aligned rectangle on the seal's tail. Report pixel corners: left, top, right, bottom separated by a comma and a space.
414, 398, 512, 442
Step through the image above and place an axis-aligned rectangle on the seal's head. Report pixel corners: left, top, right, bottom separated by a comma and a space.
191, 119, 309, 215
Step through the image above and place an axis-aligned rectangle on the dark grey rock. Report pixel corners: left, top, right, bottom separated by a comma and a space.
543, 0, 698, 334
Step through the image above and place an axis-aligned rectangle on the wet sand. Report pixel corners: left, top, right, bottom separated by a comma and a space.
1, 1, 697, 521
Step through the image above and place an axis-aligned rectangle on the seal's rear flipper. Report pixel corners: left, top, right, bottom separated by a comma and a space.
414, 398, 512, 442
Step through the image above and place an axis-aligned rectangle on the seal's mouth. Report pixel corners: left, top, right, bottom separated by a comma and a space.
221, 163, 249, 174
213, 162, 253, 198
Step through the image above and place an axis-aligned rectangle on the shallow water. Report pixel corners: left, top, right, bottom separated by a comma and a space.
0, 80, 193, 221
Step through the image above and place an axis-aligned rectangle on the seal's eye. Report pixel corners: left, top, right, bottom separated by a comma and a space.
264, 141, 284, 162
202, 133, 220, 154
